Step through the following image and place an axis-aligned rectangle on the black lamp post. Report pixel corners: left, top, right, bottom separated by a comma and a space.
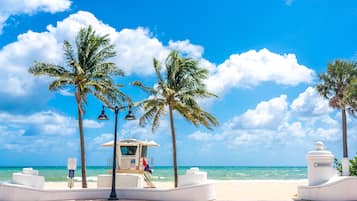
98, 105, 135, 200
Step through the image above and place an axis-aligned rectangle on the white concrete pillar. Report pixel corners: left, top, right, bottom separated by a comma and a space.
178, 167, 207, 187
307, 141, 335, 186
342, 157, 350, 176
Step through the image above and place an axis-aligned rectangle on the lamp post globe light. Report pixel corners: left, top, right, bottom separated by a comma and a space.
97, 105, 135, 200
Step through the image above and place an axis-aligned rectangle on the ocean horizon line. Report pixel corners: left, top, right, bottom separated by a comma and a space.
0, 165, 307, 168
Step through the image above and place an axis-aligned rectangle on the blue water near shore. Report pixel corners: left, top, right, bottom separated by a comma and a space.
0, 166, 307, 182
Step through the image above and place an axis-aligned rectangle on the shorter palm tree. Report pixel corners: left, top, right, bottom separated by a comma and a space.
316, 60, 357, 175
133, 50, 219, 187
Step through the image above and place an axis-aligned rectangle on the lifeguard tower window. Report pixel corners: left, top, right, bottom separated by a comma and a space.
141, 146, 148, 157
121, 146, 137, 156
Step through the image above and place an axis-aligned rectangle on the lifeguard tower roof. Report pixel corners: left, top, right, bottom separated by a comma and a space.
101, 139, 159, 147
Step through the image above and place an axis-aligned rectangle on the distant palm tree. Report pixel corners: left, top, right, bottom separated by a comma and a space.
316, 60, 357, 172
133, 51, 219, 187
29, 25, 128, 188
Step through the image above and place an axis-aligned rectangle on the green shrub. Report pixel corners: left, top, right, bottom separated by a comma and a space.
334, 154, 357, 176
350, 154, 357, 176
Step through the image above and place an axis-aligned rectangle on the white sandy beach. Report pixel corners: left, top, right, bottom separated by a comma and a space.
44, 180, 307, 201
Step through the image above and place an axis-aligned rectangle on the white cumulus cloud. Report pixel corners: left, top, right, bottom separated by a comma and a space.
188, 89, 341, 148
168, 40, 204, 58
92, 133, 114, 145
206, 48, 315, 95
0, 30, 62, 96
0, 110, 103, 136
0, 109, 105, 152
227, 95, 288, 129
0, 0, 71, 34
114, 27, 169, 75
0, 11, 172, 99
0, 10, 315, 104
291, 86, 331, 117
83, 119, 104, 128
119, 117, 169, 140
188, 131, 223, 141
47, 11, 117, 45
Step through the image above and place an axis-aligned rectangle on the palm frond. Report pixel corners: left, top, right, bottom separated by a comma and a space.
151, 104, 165, 131
132, 81, 157, 95
49, 79, 73, 91
138, 102, 161, 127
29, 62, 70, 77
64, 40, 76, 67
153, 58, 164, 84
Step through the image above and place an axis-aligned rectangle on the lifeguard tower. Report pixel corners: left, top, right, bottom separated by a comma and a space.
97, 139, 159, 188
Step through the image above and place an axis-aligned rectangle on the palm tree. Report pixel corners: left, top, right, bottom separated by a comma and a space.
316, 60, 357, 175
29, 25, 128, 188
133, 51, 219, 187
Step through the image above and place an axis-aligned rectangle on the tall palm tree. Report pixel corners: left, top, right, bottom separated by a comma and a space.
29, 25, 128, 188
133, 51, 219, 187
316, 60, 357, 175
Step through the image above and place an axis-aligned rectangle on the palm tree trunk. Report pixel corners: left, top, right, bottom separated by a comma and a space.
78, 105, 87, 188
76, 92, 87, 188
342, 108, 348, 158
169, 104, 178, 188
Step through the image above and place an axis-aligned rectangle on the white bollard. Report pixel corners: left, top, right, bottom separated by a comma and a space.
307, 141, 335, 186
67, 158, 77, 189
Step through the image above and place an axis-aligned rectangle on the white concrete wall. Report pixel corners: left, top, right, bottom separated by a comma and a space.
298, 176, 357, 201
0, 182, 216, 201
12, 173, 45, 189
97, 174, 144, 188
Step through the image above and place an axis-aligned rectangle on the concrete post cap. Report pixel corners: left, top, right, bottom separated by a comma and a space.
316, 141, 324, 151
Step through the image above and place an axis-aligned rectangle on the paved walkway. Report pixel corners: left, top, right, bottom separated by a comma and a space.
74, 200, 147, 201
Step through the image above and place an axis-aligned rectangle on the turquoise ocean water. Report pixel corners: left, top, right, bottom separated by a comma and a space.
0, 166, 307, 182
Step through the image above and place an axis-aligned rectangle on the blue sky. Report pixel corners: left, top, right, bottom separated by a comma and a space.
1, 0, 357, 167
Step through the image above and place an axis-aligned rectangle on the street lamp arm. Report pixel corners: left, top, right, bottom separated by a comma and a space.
102, 101, 134, 111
